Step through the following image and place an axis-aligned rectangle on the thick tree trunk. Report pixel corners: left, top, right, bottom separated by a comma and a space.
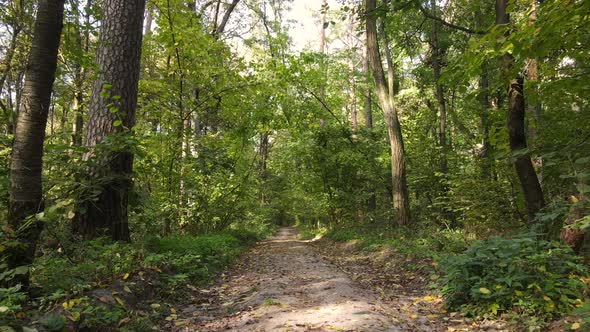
366, 0, 411, 225
74, 0, 146, 241
496, 0, 545, 221
7, 0, 65, 288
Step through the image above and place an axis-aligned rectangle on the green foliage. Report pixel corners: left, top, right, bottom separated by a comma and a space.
39, 313, 65, 331
441, 236, 588, 318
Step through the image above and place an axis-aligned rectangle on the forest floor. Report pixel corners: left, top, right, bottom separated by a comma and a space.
164, 227, 509, 332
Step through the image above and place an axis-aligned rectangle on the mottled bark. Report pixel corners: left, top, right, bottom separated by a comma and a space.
366, 0, 411, 225
74, 0, 146, 240
496, 0, 545, 221
7, 0, 65, 288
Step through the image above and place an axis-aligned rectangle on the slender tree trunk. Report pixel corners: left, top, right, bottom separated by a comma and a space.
213, 0, 240, 38
479, 64, 492, 178
496, 0, 545, 221
74, 0, 146, 241
364, 28, 373, 130
347, 8, 358, 132
526, 0, 543, 183
319, 0, 328, 128
7, 0, 65, 288
366, 0, 411, 225
363, 29, 376, 212
72, 0, 92, 146
378, 11, 395, 98
0, 27, 21, 97
430, 0, 447, 174
144, 5, 153, 35
0, 27, 20, 134
476, 10, 492, 178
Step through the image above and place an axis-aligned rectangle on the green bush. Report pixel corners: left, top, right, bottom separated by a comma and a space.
440, 235, 588, 318
145, 233, 251, 284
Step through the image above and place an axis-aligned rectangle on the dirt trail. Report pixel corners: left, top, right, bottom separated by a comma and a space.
170, 227, 400, 331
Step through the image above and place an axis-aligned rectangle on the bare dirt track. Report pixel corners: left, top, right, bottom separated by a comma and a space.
166, 228, 508, 332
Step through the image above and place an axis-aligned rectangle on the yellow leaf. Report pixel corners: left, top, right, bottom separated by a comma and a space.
150, 303, 161, 309
70, 311, 81, 322
571, 322, 581, 330
423, 295, 436, 302
479, 287, 491, 294
123, 286, 132, 293
114, 297, 125, 306
515, 290, 524, 296
410, 314, 418, 319
543, 296, 551, 302
123, 273, 130, 280
98, 296, 109, 303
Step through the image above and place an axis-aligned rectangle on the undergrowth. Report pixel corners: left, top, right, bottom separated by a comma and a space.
309, 223, 589, 328
1, 227, 270, 330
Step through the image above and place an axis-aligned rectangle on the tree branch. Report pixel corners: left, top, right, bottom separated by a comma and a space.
415, 1, 485, 35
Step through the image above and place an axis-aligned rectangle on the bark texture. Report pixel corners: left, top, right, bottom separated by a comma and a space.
74, 0, 146, 241
365, 0, 411, 225
496, 0, 545, 221
7, 0, 65, 287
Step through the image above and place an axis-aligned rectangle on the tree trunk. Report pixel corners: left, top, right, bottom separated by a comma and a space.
476, 9, 492, 178
7, 0, 65, 288
74, 0, 146, 241
430, 0, 447, 174
363, 27, 373, 130
365, 0, 411, 226
347, 8, 357, 132
363, 28, 376, 212
213, 0, 240, 38
496, 0, 545, 221
71, 0, 92, 146
319, 0, 328, 128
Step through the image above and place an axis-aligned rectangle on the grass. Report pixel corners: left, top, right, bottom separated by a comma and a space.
299, 222, 474, 261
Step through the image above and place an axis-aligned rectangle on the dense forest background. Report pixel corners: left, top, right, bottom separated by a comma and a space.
0, 0, 589, 330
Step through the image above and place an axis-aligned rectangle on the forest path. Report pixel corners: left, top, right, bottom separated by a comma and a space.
168, 227, 401, 331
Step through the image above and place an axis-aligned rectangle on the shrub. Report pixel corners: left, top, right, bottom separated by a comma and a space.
440, 235, 588, 318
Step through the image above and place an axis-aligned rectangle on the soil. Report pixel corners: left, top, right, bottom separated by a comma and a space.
165, 228, 509, 332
